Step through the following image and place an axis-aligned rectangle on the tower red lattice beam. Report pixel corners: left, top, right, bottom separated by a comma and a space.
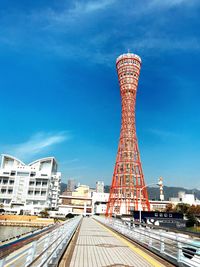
106, 53, 150, 216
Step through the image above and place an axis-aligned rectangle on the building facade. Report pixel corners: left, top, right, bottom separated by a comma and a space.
96, 181, 104, 193
0, 154, 61, 214
59, 185, 93, 216
92, 192, 109, 214
169, 191, 200, 206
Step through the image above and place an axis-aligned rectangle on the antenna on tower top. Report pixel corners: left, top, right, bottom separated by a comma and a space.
128, 48, 130, 53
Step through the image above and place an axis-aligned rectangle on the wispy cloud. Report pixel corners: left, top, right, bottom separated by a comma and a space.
150, 0, 197, 8
72, 0, 115, 14
30, 0, 116, 27
125, 37, 200, 54
147, 128, 181, 139
2, 131, 70, 161
60, 158, 80, 165
0, 0, 200, 66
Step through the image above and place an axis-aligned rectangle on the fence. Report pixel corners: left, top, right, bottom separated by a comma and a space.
94, 216, 200, 267
0, 216, 81, 267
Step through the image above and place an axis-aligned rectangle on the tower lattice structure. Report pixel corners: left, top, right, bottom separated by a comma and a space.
106, 53, 150, 216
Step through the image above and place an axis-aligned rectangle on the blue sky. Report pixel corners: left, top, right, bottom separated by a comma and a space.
0, 0, 200, 188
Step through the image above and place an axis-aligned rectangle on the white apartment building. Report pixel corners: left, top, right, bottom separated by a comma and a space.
0, 154, 61, 214
169, 191, 200, 206
92, 192, 109, 214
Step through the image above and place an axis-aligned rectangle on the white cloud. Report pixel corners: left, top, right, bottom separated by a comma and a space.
150, 0, 194, 8
125, 37, 200, 53
73, 0, 115, 13
32, 0, 116, 27
2, 131, 69, 161
0, 0, 199, 66
148, 128, 180, 139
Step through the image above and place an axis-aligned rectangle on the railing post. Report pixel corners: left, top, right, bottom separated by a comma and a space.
177, 236, 183, 264
160, 232, 165, 254
41, 231, 52, 265
139, 228, 144, 243
0, 258, 6, 267
25, 240, 37, 266
148, 229, 152, 247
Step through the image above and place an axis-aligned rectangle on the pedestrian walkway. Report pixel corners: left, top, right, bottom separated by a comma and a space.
66, 217, 166, 267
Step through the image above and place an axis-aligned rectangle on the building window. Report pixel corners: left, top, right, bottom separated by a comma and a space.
17, 172, 30, 176
8, 189, 13, 194
28, 190, 33, 195
29, 181, 35, 186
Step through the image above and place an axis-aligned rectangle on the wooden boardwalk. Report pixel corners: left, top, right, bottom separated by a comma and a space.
65, 217, 166, 267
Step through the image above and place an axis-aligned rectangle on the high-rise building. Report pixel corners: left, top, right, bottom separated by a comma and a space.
96, 181, 104, 193
67, 179, 76, 192
0, 154, 61, 214
106, 53, 150, 216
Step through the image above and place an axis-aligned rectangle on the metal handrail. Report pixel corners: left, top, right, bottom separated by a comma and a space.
94, 216, 200, 267
0, 216, 82, 267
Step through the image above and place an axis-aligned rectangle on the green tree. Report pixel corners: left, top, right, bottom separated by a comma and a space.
165, 203, 174, 212
174, 203, 199, 227
175, 203, 190, 214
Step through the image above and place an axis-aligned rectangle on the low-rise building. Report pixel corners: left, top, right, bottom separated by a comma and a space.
59, 184, 110, 216
92, 192, 109, 214
169, 191, 200, 206
149, 200, 170, 211
0, 154, 61, 214
59, 185, 93, 216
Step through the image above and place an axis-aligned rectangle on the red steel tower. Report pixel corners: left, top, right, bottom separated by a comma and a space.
106, 53, 150, 216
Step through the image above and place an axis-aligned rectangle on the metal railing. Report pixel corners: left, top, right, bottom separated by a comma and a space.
0, 216, 81, 267
94, 216, 200, 267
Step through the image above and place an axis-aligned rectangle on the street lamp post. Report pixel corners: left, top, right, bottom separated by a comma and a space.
139, 179, 162, 224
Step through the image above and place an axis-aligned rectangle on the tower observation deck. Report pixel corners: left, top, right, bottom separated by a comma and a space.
106, 53, 150, 216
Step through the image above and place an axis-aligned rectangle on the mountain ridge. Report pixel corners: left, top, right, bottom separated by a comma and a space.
61, 183, 200, 200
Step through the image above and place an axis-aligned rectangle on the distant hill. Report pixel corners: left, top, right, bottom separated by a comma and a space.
60, 183, 200, 201
148, 186, 200, 201
105, 185, 200, 200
